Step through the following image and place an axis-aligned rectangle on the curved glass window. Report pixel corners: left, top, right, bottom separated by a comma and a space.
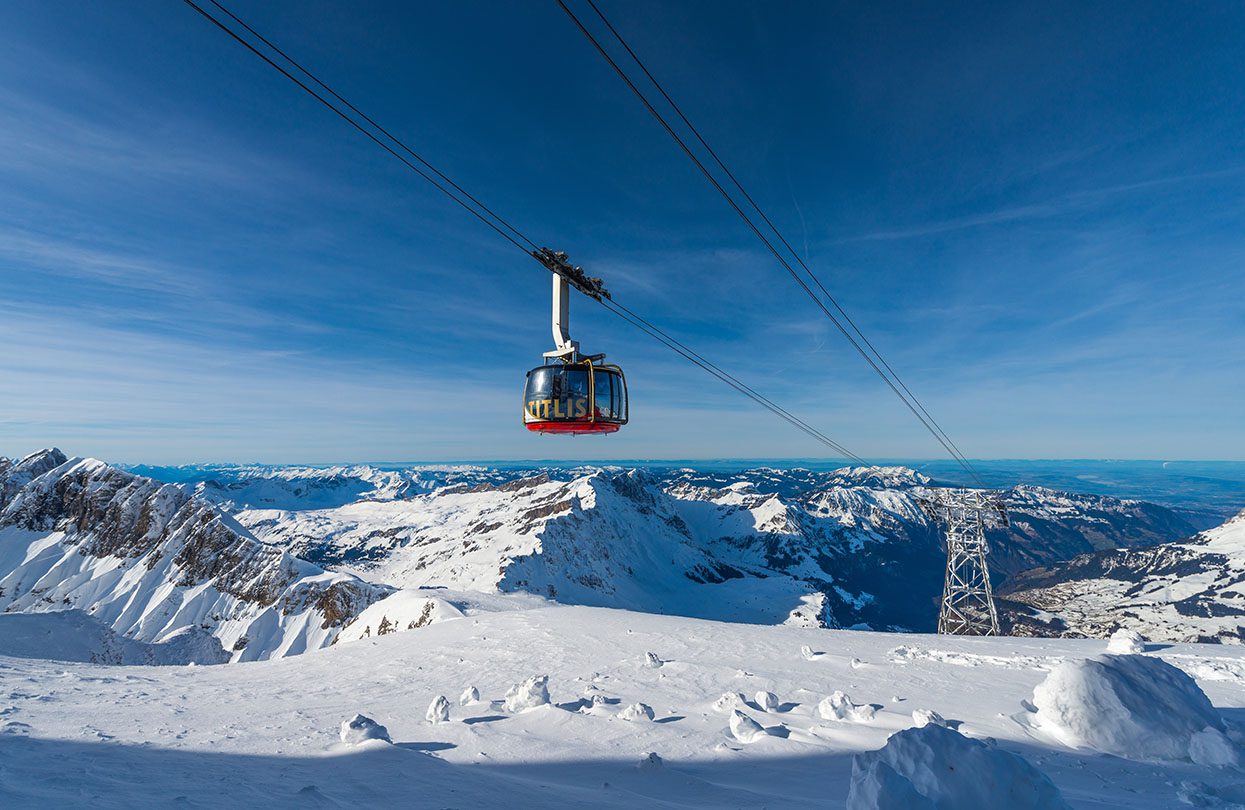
524, 366, 591, 422
593, 369, 619, 420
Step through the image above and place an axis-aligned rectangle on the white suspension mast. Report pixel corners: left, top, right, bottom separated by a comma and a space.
532, 247, 610, 363
544, 273, 579, 361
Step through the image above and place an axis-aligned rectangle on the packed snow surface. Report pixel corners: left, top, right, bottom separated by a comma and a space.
1031, 654, 1238, 766
3, 605, 1244, 808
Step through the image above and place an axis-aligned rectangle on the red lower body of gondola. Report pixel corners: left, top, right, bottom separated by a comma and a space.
525, 420, 621, 435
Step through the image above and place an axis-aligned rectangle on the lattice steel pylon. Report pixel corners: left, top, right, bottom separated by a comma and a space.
918, 488, 1008, 636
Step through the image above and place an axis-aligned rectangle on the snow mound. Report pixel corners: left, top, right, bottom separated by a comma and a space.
426, 695, 450, 724
579, 694, 611, 715
729, 710, 775, 743
818, 691, 877, 723
848, 724, 1070, 810
339, 714, 391, 745
619, 702, 655, 721
1032, 654, 1237, 765
504, 675, 550, 712
1107, 628, 1146, 654
912, 708, 948, 729
756, 690, 779, 711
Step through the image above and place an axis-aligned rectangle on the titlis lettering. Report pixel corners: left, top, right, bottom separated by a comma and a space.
526, 398, 589, 420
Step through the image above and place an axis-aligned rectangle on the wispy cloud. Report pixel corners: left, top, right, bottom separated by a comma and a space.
836, 165, 1245, 243
0, 230, 200, 297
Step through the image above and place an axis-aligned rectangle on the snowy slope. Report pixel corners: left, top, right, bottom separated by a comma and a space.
1002, 508, 1245, 644
0, 450, 391, 661
0, 610, 229, 665
242, 470, 826, 626
231, 464, 1196, 632
2, 603, 1244, 808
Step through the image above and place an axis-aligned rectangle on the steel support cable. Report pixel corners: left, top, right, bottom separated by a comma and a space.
580, 0, 978, 479
200, 0, 537, 253
183, 0, 531, 254
557, 0, 988, 487
598, 298, 865, 462
182, 0, 865, 462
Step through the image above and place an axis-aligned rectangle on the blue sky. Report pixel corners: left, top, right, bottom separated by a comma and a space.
0, 0, 1242, 464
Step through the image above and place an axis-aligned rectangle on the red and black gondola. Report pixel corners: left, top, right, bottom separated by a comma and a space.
522, 359, 628, 434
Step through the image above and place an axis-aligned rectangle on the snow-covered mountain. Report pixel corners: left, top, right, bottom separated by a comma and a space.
1001, 507, 1245, 644
241, 470, 829, 627
2, 449, 1214, 648
0, 449, 391, 661
216, 463, 1198, 633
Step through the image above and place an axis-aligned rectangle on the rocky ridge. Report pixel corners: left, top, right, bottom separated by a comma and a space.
0, 449, 390, 661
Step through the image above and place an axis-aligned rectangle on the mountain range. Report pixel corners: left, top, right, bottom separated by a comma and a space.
3, 448, 1240, 658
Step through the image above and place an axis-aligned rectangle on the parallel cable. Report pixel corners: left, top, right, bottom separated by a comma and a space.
201, 0, 537, 252
557, 0, 988, 486
183, 0, 531, 254
581, 0, 976, 475
600, 298, 866, 462
183, 0, 866, 461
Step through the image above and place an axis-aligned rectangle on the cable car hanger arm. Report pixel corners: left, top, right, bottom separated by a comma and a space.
532, 247, 610, 301
536, 248, 606, 362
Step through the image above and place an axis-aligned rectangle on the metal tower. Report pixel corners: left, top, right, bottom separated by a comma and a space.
918, 489, 1008, 636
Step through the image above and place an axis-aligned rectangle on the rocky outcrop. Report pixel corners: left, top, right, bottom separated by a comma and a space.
0, 450, 390, 661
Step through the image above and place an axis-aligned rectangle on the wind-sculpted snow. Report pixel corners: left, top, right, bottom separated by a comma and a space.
1030, 654, 1238, 766
848, 724, 1072, 809
0, 449, 391, 661
1002, 508, 1245, 643
212, 462, 1199, 633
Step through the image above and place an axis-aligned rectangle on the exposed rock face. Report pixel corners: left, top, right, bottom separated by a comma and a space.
1001, 509, 1245, 644
0, 450, 390, 661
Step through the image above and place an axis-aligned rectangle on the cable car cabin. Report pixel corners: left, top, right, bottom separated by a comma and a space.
523, 362, 628, 434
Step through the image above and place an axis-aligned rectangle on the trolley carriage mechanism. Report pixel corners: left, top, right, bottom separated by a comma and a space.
522, 249, 629, 435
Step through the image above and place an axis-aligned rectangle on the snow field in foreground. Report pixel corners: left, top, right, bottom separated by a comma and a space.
2, 605, 1245, 808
